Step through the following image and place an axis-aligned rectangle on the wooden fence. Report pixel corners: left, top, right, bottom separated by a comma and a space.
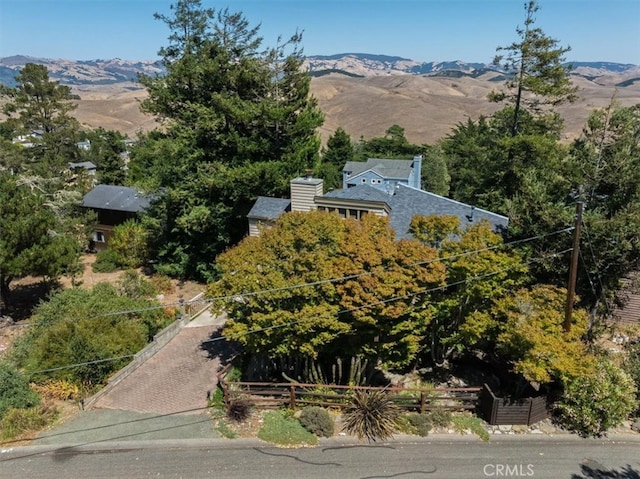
479, 383, 549, 425
217, 366, 481, 413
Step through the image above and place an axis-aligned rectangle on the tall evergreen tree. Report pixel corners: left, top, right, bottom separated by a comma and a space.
2, 63, 77, 135
132, 0, 324, 280
0, 172, 83, 314
316, 127, 355, 190
489, 0, 577, 137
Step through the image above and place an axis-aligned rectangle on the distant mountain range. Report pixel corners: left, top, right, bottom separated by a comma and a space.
1, 53, 639, 88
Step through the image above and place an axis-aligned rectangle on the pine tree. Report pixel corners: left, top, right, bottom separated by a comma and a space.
489, 0, 578, 137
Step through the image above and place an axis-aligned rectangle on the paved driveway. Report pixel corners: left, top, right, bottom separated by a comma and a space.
91, 311, 229, 415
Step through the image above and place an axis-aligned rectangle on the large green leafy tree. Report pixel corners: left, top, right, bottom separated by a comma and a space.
131, 0, 324, 280
489, 0, 577, 137
410, 217, 529, 364
210, 211, 445, 369
0, 172, 82, 314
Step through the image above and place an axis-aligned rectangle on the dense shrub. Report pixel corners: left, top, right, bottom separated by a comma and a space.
0, 404, 58, 441
92, 249, 120, 273
30, 380, 81, 401
554, 359, 638, 437
298, 406, 334, 437
406, 413, 433, 437
342, 389, 399, 442
109, 219, 149, 268
622, 342, 640, 415
426, 407, 452, 429
117, 270, 157, 299
0, 362, 40, 419
9, 283, 172, 388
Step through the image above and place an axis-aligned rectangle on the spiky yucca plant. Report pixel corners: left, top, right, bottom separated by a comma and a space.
342, 389, 399, 442
227, 398, 252, 422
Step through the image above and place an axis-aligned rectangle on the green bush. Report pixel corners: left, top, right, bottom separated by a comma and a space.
1, 404, 58, 441
555, 359, 638, 437
407, 413, 433, 437
426, 407, 452, 429
9, 283, 171, 388
117, 270, 157, 299
342, 389, 399, 442
257, 410, 318, 446
0, 362, 41, 419
298, 406, 334, 437
451, 414, 490, 441
394, 415, 417, 435
109, 219, 149, 268
622, 342, 640, 414
92, 249, 121, 273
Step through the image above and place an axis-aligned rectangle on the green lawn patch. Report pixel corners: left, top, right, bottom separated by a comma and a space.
257, 410, 318, 446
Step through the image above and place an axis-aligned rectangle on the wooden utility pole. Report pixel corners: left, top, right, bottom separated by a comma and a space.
564, 202, 584, 333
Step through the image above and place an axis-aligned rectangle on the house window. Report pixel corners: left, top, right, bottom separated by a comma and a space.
93, 231, 105, 243
361, 178, 367, 183
348, 209, 359, 219
338, 208, 347, 218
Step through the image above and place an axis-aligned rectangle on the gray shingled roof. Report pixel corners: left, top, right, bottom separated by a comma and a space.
68, 161, 97, 170
343, 158, 413, 180
388, 184, 509, 239
322, 184, 392, 203
82, 185, 151, 213
247, 196, 291, 220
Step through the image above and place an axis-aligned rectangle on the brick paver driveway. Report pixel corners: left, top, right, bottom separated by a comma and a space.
92, 314, 229, 415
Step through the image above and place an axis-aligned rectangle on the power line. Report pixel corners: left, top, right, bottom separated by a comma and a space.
8, 226, 574, 330
201, 247, 573, 345
16, 247, 571, 379
580, 220, 613, 315
27, 354, 136, 376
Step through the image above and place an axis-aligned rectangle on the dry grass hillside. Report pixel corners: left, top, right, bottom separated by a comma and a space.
71, 74, 640, 145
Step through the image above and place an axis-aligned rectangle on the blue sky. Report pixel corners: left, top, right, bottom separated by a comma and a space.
1, 0, 639, 64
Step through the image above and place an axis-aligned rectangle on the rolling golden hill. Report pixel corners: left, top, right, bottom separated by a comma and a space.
71, 73, 640, 146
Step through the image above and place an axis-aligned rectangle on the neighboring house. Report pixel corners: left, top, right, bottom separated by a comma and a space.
75, 140, 91, 151
247, 197, 292, 237
342, 155, 422, 192
82, 184, 151, 250
11, 129, 44, 148
611, 272, 640, 325
247, 159, 509, 239
68, 161, 97, 175
67, 161, 98, 188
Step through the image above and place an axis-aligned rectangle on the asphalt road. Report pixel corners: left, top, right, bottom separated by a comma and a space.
2, 436, 639, 479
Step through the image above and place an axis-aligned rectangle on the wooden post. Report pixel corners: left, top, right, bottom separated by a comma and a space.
564, 202, 583, 333
420, 391, 426, 414
290, 384, 296, 409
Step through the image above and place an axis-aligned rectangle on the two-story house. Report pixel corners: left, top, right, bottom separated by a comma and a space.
247, 157, 508, 239
82, 184, 152, 250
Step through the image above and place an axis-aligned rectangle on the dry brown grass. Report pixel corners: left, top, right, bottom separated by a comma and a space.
69, 74, 640, 146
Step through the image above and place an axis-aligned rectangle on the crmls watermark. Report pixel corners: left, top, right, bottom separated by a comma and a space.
483, 464, 535, 477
